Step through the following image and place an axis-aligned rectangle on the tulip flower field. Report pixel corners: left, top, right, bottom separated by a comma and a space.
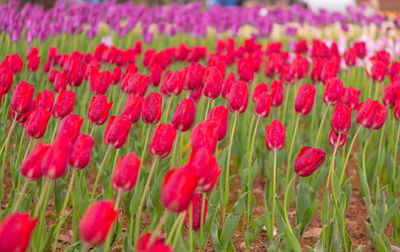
3, 1, 400, 251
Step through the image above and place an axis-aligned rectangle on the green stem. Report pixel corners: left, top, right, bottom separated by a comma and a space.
339, 126, 361, 185
0, 118, 17, 157
199, 194, 206, 250
170, 131, 180, 167
283, 175, 296, 231
393, 123, 400, 193
135, 124, 151, 194
204, 98, 211, 120
34, 178, 51, 218
313, 104, 329, 147
326, 133, 341, 217
189, 203, 193, 252
51, 120, 60, 142
149, 210, 170, 245
171, 215, 185, 249
163, 96, 174, 123
89, 146, 112, 203
286, 114, 300, 187
362, 131, 372, 182
12, 179, 29, 212
167, 213, 185, 244
281, 85, 290, 125
89, 123, 95, 136
270, 151, 277, 241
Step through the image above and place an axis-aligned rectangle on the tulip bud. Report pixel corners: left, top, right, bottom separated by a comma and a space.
0, 67, 13, 93
69, 134, 95, 169
222, 72, 236, 99
265, 119, 286, 151
161, 166, 199, 213
207, 105, 229, 141
172, 97, 196, 132
121, 94, 143, 124
90, 70, 113, 95
191, 120, 219, 152
54, 71, 67, 92
383, 83, 396, 108
21, 141, 49, 180
112, 66, 122, 84
255, 93, 272, 118
11, 81, 34, 114
331, 102, 352, 134
57, 114, 84, 143
137, 233, 173, 252
149, 64, 162, 87
237, 57, 254, 82
142, 92, 162, 124
111, 152, 141, 191
295, 83, 316, 115
149, 123, 176, 158
36, 89, 54, 112
329, 129, 347, 148
184, 193, 208, 231
227, 80, 249, 113
25, 108, 52, 139
372, 103, 388, 130
130, 73, 150, 97
269, 80, 284, 107
42, 135, 72, 179
53, 89, 75, 119
343, 48, 357, 67
27, 54, 40, 72
323, 77, 344, 105
0, 212, 37, 252
184, 62, 204, 91
371, 60, 386, 82
252, 82, 269, 102
203, 67, 223, 100
294, 147, 326, 177
342, 86, 360, 110
88, 94, 113, 126
79, 200, 118, 247
104, 114, 131, 149
354, 41, 366, 59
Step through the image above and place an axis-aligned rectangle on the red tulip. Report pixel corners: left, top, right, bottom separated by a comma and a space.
111, 152, 141, 191
357, 99, 387, 129
184, 62, 204, 92
321, 57, 340, 83
79, 200, 118, 247
354, 41, 366, 59
11, 81, 34, 114
294, 147, 326, 177
190, 86, 202, 101
172, 97, 196, 132
48, 68, 59, 84
69, 134, 95, 169
25, 108, 52, 139
291, 55, 309, 80
0, 67, 13, 93
203, 67, 223, 100
280, 64, 294, 85
295, 39, 308, 54
0, 212, 37, 252
9, 105, 32, 124
237, 57, 254, 82
383, 83, 396, 108
329, 129, 347, 148
395, 98, 400, 121
222, 72, 236, 99
53, 89, 75, 119
149, 123, 176, 158
90, 70, 113, 95
255, 93, 272, 118
142, 92, 162, 124
323, 77, 344, 105
56, 113, 84, 143
54, 71, 67, 92
265, 119, 286, 152
42, 135, 72, 179
104, 114, 131, 149
269, 80, 284, 107
252, 82, 269, 102
112, 66, 122, 84
130, 73, 150, 97
88, 94, 113, 126
163, 70, 184, 96
27, 54, 40, 72
150, 64, 163, 87
342, 86, 360, 110
331, 102, 352, 134
343, 48, 357, 67
370, 60, 386, 82
207, 105, 229, 141
227, 80, 249, 113
191, 120, 219, 152
36, 89, 54, 112
295, 83, 316, 115
372, 102, 388, 130
136, 233, 173, 252
121, 94, 143, 124
310, 57, 325, 83
3, 54, 24, 73
21, 141, 49, 180
184, 193, 208, 231
161, 166, 199, 213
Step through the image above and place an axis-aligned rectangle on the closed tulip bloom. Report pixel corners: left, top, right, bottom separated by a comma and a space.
356, 99, 386, 129
190, 86, 203, 101
294, 147, 326, 177
104, 114, 131, 149
21, 141, 49, 180
53, 89, 75, 119
25, 108, 52, 139
57, 114, 84, 143
255, 93, 272, 118
371, 60, 386, 82
79, 200, 118, 247
343, 48, 357, 67
342, 86, 360, 110
383, 83, 396, 108
48, 68, 59, 84
291, 55, 309, 80
252, 82, 269, 102
184, 193, 208, 231
372, 103, 388, 130
0, 67, 13, 93
265, 119, 286, 151
164, 70, 184, 96
121, 94, 143, 124
54, 71, 67, 92
269, 80, 284, 107
172, 97, 196, 132
90, 70, 113, 95
142, 92, 162, 124
8, 54, 24, 73
222, 72, 236, 99
295, 83, 316, 115
280, 64, 294, 84
130, 73, 150, 97
36, 89, 54, 112
0, 212, 37, 252
191, 120, 219, 152
27, 54, 40, 72
331, 102, 352, 134
161, 166, 199, 213
111, 152, 141, 191
184, 62, 204, 91
9, 106, 32, 124
11, 81, 34, 114
136, 233, 173, 252
295, 39, 308, 54
227, 80, 249, 113
329, 129, 347, 148
354, 41, 366, 59
42, 135, 72, 179
203, 67, 223, 100
150, 64, 163, 87
149, 123, 176, 158
237, 57, 254, 82
69, 134, 95, 169
88, 94, 113, 126
323, 77, 344, 105
207, 105, 229, 141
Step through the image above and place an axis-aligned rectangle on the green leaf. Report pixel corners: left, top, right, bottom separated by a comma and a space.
211, 223, 224, 252
244, 213, 265, 249
296, 181, 317, 235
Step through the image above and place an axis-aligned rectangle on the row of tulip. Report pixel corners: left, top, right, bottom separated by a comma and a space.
0, 31, 400, 252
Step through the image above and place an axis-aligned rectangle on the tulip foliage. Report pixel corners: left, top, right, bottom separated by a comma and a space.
1, 3, 400, 252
